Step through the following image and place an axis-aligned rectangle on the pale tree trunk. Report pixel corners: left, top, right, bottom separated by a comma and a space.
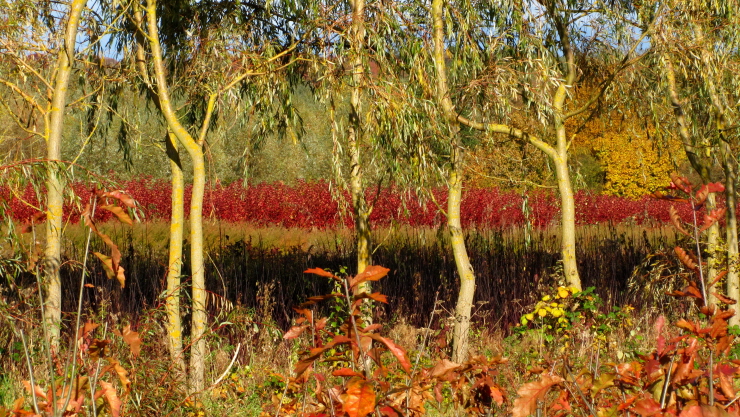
44, 0, 86, 349
552, 150, 580, 288
348, 0, 372, 284
706, 195, 721, 307
447, 146, 476, 363
165, 130, 186, 373
145, 0, 207, 393
722, 143, 740, 324
550, 13, 581, 290
431, 0, 477, 363
133, 6, 186, 369
662, 55, 720, 305
694, 24, 740, 321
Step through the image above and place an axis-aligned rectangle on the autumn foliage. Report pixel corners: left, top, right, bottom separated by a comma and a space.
3, 178, 706, 229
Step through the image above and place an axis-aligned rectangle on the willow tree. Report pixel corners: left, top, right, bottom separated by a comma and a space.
385, 0, 651, 361
649, 0, 740, 320
425, 0, 657, 293
0, 0, 106, 347
127, 0, 310, 391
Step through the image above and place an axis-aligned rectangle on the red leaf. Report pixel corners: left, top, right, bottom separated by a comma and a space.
354, 292, 388, 304
700, 208, 726, 232
675, 247, 697, 270
675, 319, 697, 333
100, 205, 133, 225
113, 325, 141, 357
430, 359, 460, 378
96, 380, 122, 417
100, 190, 136, 208
378, 405, 400, 417
94, 253, 126, 288
630, 396, 662, 416
349, 266, 390, 289
304, 268, 340, 280
332, 368, 362, 377
512, 374, 563, 417
367, 334, 411, 373
77, 320, 100, 341
341, 376, 376, 417
679, 405, 733, 417
669, 206, 691, 237
284, 325, 310, 340
713, 292, 737, 305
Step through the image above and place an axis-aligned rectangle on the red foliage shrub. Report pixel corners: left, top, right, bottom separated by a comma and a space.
3, 179, 701, 229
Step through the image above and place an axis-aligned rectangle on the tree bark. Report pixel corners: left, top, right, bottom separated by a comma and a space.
165, 130, 186, 374
431, 0, 477, 363
662, 54, 721, 305
145, 0, 207, 393
349, 0, 372, 285
448, 146, 476, 363
44, 0, 86, 349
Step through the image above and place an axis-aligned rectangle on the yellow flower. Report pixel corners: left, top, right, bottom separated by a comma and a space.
525, 313, 535, 321
557, 287, 569, 298
537, 308, 548, 317
542, 295, 552, 301
551, 308, 564, 318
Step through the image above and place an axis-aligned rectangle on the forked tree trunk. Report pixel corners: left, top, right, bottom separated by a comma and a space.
44, 0, 86, 349
165, 130, 186, 373
133, 6, 186, 371
146, 0, 207, 393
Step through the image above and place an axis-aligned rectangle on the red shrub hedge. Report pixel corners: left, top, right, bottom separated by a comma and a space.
4, 178, 698, 229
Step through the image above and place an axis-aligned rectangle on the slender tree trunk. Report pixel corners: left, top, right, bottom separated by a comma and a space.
706, 195, 721, 306
132, 6, 187, 366
349, 0, 371, 283
43, 0, 86, 349
552, 148, 580, 290
552, 34, 581, 290
448, 145, 475, 363
663, 55, 721, 303
165, 130, 186, 373
431, 0, 477, 363
722, 142, 740, 324
693, 24, 740, 318
146, 0, 207, 393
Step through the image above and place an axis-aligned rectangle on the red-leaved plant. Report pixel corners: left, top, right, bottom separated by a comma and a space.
510, 175, 740, 417
272, 266, 507, 417
3, 188, 139, 417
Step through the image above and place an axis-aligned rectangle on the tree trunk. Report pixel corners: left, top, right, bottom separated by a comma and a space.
722, 142, 739, 325
43, 0, 86, 349
165, 130, 186, 374
448, 145, 475, 363
706, 195, 721, 307
349, 0, 371, 285
146, 0, 207, 393
431, 0, 476, 363
552, 150, 581, 290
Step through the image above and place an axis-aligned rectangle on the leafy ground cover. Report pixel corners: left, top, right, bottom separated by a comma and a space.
2, 178, 737, 416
